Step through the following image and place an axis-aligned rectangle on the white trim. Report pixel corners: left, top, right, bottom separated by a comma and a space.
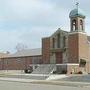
56, 63, 79, 66
69, 31, 86, 35
29, 64, 79, 66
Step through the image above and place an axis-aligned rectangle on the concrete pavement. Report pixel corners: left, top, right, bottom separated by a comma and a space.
0, 73, 90, 88
0, 80, 90, 90
0, 77, 90, 87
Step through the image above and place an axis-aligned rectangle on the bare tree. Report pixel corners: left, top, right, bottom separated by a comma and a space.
15, 43, 28, 52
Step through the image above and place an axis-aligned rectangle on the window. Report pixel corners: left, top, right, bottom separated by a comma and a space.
17, 58, 21, 63
52, 38, 55, 48
63, 36, 66, 47
72, 19, 76, 31
57, 34, 60, 48
80, 20, 83, 30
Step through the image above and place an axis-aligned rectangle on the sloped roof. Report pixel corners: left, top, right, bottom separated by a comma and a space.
7, 48, 42, 58
0, 53, 9, 58
51, 28, 69, 37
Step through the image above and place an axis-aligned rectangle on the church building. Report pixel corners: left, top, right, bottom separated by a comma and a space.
0, 3, 90, 74
42, 3, 90, 74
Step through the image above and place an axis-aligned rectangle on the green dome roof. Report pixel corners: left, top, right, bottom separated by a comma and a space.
69, 8, 85, 18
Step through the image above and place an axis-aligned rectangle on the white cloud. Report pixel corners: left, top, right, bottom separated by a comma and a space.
0, 0, 90, 53
0, 26, 57, 52
0, 0, 54, 21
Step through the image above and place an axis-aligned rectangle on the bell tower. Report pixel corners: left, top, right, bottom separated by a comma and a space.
69, 2, 85, 32
68, 3, 89, 64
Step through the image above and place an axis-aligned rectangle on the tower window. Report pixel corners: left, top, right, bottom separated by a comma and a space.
72, 19, 76, 31
80, 20, 83, 30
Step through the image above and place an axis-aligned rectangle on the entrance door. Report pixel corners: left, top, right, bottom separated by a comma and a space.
56, 52, 62, 64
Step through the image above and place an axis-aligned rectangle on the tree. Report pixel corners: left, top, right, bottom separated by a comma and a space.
15, 43, 28, 52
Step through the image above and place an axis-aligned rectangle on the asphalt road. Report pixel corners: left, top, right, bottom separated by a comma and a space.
0, 80, 90, 90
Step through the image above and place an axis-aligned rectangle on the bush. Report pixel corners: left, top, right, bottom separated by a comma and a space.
70, 72, 72, 74
61, 70, 67, 74
24, 69, 32, 73
78, 71, 83, 74
24, 69, 28, 73
53, 71, 57, 74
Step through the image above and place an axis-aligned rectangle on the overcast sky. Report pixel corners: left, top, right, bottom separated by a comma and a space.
0, 0, 90, 53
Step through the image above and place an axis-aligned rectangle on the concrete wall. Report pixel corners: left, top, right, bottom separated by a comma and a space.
67, 64, 79, 74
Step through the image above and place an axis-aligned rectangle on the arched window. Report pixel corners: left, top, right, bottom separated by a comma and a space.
80, 20, 83, 30
72, 19, 76, 31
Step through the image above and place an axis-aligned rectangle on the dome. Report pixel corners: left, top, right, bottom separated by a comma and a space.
69, 8, 85, 18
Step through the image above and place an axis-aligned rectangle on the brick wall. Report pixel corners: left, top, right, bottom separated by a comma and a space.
68, 33, 79, 63
0, 55, 42, 70
42, 37, 50, 64
78, 33, 89, 60
68, 33, 89, 63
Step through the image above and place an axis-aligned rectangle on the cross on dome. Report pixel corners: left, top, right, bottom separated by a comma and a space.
76, 2, 79, 9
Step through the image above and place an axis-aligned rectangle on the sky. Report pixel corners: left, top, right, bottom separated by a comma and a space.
0, 0, 90, 53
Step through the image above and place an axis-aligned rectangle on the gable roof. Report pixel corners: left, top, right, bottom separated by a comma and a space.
51, 28, 69, 37
0, 53, 9, 58
7, 48, 42, 58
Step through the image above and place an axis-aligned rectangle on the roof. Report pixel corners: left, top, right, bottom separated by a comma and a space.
51, 28, 69, 37
7, 48, 42, 58
69, 8, 85, 18
0, 53, 9, 58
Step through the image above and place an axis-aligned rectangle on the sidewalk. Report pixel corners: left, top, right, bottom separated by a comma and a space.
0, 77, 90, 87
0, 77, 34, 82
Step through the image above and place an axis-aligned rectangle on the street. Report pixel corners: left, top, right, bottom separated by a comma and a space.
0, 80, 90, 90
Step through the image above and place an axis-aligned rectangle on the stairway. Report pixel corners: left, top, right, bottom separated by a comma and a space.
32, 64, 56, 75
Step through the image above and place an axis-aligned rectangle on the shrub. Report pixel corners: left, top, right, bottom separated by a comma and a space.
78, 71, 83, 74
24, 69, 28, 73
24, 69, 32, 73
61, 70, 67, 74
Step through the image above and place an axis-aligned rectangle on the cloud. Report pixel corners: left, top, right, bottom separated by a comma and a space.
0, 26, 56, 52
0, 0, 90, 52
0, 0, 54, 21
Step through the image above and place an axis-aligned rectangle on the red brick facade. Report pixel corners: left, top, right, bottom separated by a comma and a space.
68, 33, 89, 63
68, 33, 79, 63
42, 37, 50, 64
0, 55, 42, 70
